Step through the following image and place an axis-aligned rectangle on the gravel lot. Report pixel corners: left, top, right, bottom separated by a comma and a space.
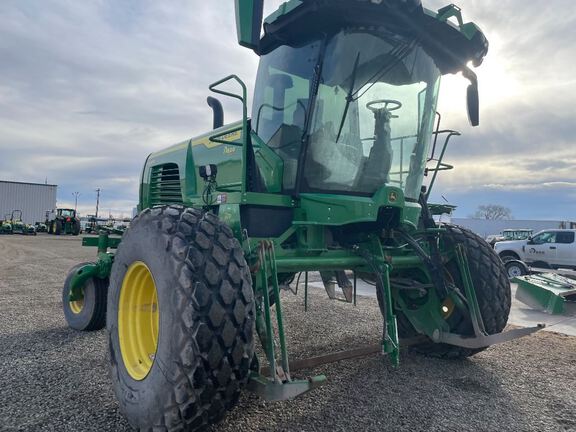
1, 234, 575, 432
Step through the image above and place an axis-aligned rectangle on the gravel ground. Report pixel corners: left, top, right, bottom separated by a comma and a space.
0, 234, 575, 432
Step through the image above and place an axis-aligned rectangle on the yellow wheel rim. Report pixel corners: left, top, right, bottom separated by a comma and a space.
118, 261, 159, 381
69, 297, 84, 314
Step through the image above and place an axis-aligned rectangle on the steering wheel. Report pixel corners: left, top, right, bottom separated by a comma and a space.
366, 99, 402, 114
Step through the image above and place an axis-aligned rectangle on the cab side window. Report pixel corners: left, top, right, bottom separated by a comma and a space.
556, 231, 575, 244
531, 232, 556, 244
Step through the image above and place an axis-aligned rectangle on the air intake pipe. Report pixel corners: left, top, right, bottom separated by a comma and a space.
207, 96, 224, 129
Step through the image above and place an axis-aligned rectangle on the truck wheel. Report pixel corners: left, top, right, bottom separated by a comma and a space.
107, 205, 255, 431
380, 225, 511, 359
505, 260, 529, 278
62, 262, 108, 331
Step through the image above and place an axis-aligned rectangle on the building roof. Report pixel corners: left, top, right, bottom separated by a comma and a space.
0, 180, 57, 187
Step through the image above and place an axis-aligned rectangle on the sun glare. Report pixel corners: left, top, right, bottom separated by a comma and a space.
437, 32, 521, 119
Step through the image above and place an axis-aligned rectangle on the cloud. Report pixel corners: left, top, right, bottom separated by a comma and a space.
0, 1, 261, 215
0, 1, 574, 220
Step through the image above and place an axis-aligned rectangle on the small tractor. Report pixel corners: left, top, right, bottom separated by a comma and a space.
62, 1, 544, 430
49, 208, 81, 235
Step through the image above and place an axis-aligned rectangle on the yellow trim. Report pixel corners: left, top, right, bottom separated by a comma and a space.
118, 261, 159, 381
192, 129, 242, 149
151, 128, 243, 157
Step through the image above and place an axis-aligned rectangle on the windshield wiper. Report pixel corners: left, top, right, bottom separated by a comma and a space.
335, 52, 360, 143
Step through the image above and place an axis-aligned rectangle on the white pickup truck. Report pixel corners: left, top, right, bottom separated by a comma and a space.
494, 229, 576, 269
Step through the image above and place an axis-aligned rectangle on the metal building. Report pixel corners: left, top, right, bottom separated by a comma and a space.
0, 180, 57, 224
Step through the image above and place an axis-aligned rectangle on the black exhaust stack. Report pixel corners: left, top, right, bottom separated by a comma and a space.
207, 96, 224, 129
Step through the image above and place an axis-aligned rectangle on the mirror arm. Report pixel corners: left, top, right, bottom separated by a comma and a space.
462, 67, 478, 88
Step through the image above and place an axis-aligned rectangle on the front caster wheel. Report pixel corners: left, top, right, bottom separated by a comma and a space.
62, 262, 108, 331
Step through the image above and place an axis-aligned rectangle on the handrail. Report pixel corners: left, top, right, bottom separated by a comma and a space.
208, 75, 249, 193
426, 130, 461, 199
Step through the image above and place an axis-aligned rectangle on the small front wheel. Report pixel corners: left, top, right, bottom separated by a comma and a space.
62, 262, 108, 331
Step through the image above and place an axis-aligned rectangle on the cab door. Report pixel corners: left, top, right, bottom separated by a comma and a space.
525, 231, 557, 266
555, 231, 575, 267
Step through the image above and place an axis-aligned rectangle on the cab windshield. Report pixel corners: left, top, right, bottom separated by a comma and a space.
252, 29, 441, 199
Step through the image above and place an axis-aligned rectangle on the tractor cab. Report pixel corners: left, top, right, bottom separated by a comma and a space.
57, 208, 77, 218
237, 0, 488, 228
253, 30, 440, 198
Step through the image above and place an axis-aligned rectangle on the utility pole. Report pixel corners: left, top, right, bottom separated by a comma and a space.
72, 192, 80, 212
95, 188, 101, 219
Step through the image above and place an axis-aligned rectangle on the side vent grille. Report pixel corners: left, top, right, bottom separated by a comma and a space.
149, 163, 183, 205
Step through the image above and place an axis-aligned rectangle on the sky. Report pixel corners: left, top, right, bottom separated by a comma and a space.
0, 0, 574, 220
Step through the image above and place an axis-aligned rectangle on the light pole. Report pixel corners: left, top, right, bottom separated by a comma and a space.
72, 192, 80, 212
95, 188, 101, 219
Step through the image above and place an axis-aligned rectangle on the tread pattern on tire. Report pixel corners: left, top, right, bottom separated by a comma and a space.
380, 224, 511, 359
111, 205, 255, 432
85, 277, 108, 331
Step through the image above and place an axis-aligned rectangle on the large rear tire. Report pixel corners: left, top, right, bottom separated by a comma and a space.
380, 225, 511, 359
72, 219, 81, 236
107, 205, 255, 431
54, 220, 62, 235
62, 262, 108, 331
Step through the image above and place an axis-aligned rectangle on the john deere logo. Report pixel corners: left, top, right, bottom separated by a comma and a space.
389, 192, 398, 202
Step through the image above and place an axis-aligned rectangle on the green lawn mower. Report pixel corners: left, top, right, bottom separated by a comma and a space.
62, 1, 543, 430
35, 221, 48, 233
10, 210, 36, 235
0, 214, 12, 235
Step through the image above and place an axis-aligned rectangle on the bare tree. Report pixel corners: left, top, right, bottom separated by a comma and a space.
472, 204, 512, 220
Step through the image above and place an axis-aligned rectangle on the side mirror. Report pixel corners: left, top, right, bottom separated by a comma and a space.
466, 80, 479, 127
234, 0, 264, 51
463, 68, 479, 127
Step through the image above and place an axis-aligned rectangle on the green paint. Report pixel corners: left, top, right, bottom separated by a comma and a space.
514, 274, 576, 315
71, 0, 512, 405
